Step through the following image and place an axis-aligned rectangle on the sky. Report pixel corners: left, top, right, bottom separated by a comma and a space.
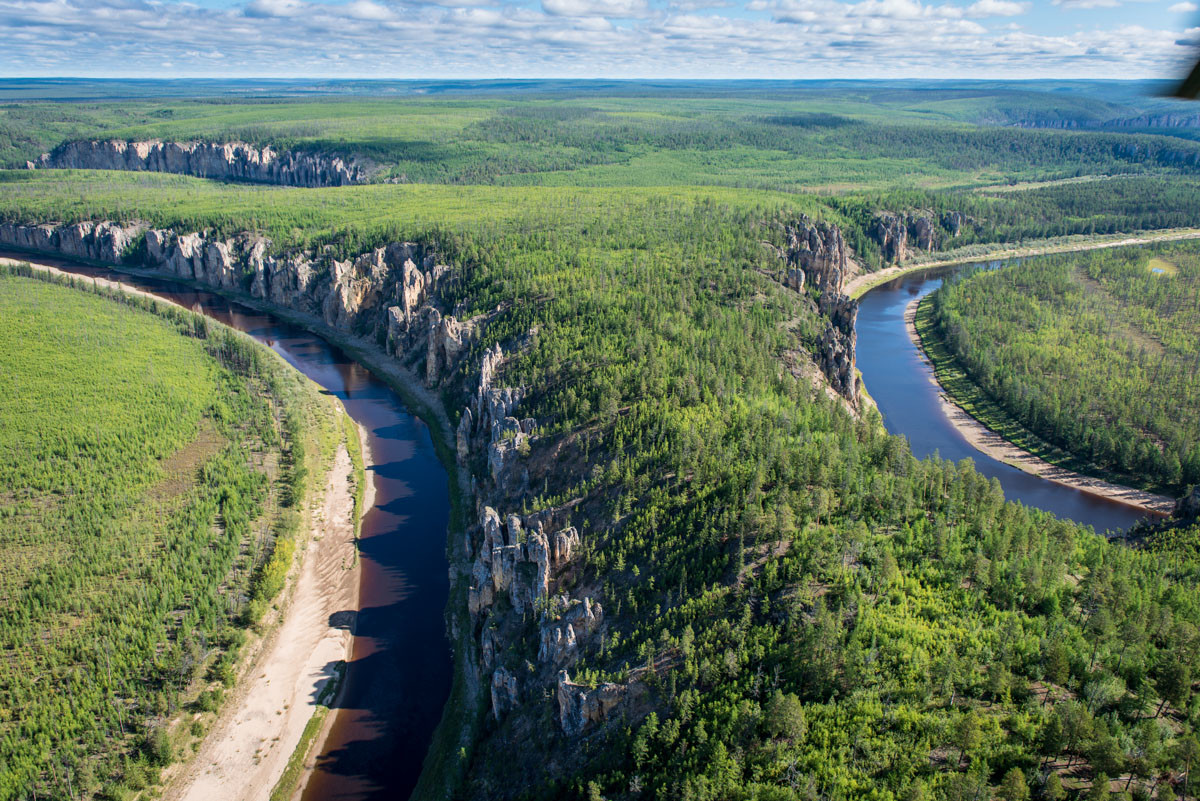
2, 0, 1199, 80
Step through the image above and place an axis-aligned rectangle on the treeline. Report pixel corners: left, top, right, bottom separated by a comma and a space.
928, 243, 1200, 494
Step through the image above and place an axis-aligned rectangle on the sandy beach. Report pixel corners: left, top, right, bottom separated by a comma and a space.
903, 296, 1175, 516
4, 255, 369, 800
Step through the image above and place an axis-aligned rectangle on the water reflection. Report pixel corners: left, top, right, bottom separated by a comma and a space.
4, 253, 452, 800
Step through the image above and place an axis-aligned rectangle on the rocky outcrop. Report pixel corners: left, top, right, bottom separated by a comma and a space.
35, 139, 369, 187
942, 211, 965, 238
466, 507, 580, 618
491, 667, 520, 721
538, 597, 604, 665
870, 212, 908, 264
767, 217, 860, 406
556, 670, 624, 736
1176, 486, 1200, 520
816, 292, 859, 401
869, 210, 973, 263
774, 216, 847, 295
0, 220, 143, 264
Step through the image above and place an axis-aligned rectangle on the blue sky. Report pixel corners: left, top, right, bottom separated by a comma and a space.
2, 0, 1198, 79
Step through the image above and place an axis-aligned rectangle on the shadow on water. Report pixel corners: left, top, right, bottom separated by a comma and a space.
856, 260, 1152, 534
5, 253, 453, 801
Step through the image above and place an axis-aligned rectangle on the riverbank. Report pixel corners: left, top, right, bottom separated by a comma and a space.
1, 256, 368, 799
905, 295, 1175, 517
845, 227, 1200, 299
166, 440, 360, 801
3, 250, 481, 801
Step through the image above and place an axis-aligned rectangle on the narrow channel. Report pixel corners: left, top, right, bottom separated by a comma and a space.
5, 252, 452, 800
856, 260, 1151, 533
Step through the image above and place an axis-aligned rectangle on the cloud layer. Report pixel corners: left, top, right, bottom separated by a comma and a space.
0, 0, 1195, 78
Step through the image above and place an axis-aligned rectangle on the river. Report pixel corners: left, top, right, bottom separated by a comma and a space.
10, 248, 1155, 797
5, 253, 452, 801
856, 260, 1151, 533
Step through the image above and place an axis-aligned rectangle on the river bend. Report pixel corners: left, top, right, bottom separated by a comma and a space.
5, 252, 452, 801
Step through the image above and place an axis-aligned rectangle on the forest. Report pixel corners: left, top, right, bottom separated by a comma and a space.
926, 243, 1200, 494
4, 83, 1200, 801
0, 268, 341, 799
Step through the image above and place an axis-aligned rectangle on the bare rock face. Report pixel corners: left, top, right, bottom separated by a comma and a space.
870, 212, 908, 263
425, 310, 470, 386
907, 214, 938, 251
538, 597, 603, 665
528, 529, 551, 601
491, 667, 520, 721
781, 216, 847, 295
767, 218, 860, 406
552, 526, 580, 564
942, 210, 966, 238
556, 671, 624, 735
0, 220, 142, 264
816, 292, 859, 402
37, 139, 369, 187
539, 622, 578, 664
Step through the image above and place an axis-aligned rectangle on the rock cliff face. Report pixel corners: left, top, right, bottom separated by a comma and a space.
775, 216, 847, 294
556, 671, 625, 736
817, 292, 859, 401
35, 139, 369, 187
770, 217, 860, 405
868, 210, 968, 263
1, 220, 143, 264
1176, 486, 1200, 520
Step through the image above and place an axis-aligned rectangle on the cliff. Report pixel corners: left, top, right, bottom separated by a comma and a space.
768, 216, 860, 405
0, 217, 633, 746
867, 209, 968, 264
33, 139, 370, 187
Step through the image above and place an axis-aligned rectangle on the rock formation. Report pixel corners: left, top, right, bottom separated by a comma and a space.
1176, 486, 1200, 520
768, 217, 860, 405
776, 216, 847, 295
1, 220, 142, 264
556, 670, 624, 735
816, 292, 859, 400
0, 215, 626, 749
538, 597, 604, 665
870, 212, 908, 263
491, 667, 520, 720
35, 139, 369, 187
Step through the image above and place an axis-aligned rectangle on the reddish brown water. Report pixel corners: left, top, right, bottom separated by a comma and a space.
6, 253, 453, 801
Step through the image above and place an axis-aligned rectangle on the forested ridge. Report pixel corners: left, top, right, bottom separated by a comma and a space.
429, 196, 1200, 801
0, 268, 341, 799
927, 244, 1200, 495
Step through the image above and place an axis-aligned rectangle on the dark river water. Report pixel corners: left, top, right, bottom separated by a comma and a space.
5, 253, 452, 801
856, 261, 1152, 534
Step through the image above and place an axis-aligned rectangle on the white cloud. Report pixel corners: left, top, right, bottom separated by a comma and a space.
542, 0, 650, 16
966, 0, 1028, 16
0, 0, 1192, 79
1170, 1, 1197, 11
344, 0, 394, 19
244, 0, 307, 17
1052, 0, 1120, 8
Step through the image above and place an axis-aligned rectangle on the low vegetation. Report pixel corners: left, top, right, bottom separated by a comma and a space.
0, 267, 340, 799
